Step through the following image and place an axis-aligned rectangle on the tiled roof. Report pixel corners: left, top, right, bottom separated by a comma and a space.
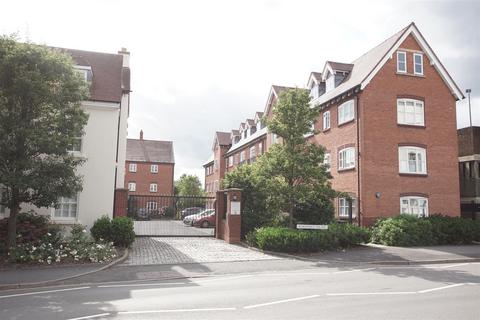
215, 131, 231, 146
126, 139, 175, 163
311, 25, 409, 106
327, 61, 354, 72
246, 119, 255, 126
226, 126, 268, 155
60, 48, 130, 103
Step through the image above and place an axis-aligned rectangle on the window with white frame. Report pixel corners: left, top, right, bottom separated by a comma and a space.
413, 53, 423, 75
240, 151, 246, 163
397, 51, 407, 73
54, 196, 78, 218
128, 182, 136, 192
68, 137, 82, 153
271, 133, 277, 144
149, 183, 158, 192
326, 75, 335, 92
323, 111, 331, 130
400, 196, 428, 217
146, 201, 158, 211
250, 146, 256, 159
310, 84, 319, 99
75, 66, 92, 82
339, 197, 356, 217
228, 156, 233, 167
338, 100, 354, 125
338, 147, 355, 170
151, 164, 158, 173
323, 153, 331, 172
399, 146, 427, 174
258, 143, 263, 155
129, 163, 137, 172
397, 99, 424, 126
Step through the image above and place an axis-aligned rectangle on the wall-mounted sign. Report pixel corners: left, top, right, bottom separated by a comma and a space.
230, 201, 241, 215
296, 224, 328, 230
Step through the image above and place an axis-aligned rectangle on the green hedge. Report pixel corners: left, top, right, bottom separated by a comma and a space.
371, 215, 480, 246
90, 216, 135, 248
246, 224, 370, 253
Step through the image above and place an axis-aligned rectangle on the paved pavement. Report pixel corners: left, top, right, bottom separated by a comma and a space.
1, 262, 479, 320
133, 220, 214, 236
296, 243, 480, 264
123, 237, 280, 265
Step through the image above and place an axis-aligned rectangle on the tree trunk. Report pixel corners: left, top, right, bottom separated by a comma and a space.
7, 205, 19, 251
288, 203, 294, 228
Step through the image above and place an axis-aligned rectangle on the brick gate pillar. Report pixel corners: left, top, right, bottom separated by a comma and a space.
215, 188, 242, 244
114, 188, 128, 217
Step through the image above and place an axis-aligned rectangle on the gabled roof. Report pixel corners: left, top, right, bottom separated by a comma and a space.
214, 131, 232, 148
246, 119, 255, 127
59, 48, 130, 103
263, 85, 296, 116
231, 129, 240, 137
307, 72, 323, 88
226, 126, 268, 155
328, 61, 354, 72
126, 139, 174, 164
311, 22, 464, 106
238, 122, 246, 132
254, 112, 264, 123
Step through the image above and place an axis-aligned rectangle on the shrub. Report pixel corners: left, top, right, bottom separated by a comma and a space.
90, 216, 135, 247
247, 224, 370, 253
8, 224, 116, 264
90, 215, 112, 242
163, 207, 175, 218
110, 217, 135, 247
371, 215, 479, 246
0, 212, 51, 253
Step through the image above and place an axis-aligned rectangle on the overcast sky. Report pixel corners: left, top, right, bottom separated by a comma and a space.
2, 0, 479, 183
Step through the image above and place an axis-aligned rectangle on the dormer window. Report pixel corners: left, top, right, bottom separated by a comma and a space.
243, 130, 248, 139
75, 65, 92, 82
310, 83, 319, 99
326, 75, 335, 92
250, 126, 257, 135
234, 136, 240, 144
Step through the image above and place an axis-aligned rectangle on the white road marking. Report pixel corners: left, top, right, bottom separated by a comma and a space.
243, 295, 320, 309
98, 282, 187, 288
418, 283, 467, 293
332, 268, 376, 274
423, 263, 470, 269
194, 275, 253, 283
0, 286, 90, 299
66, 313, 111, 320
326, 291, 416, 296
117, 307, 236, 314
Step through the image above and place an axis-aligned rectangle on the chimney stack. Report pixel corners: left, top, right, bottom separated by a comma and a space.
140, 130, 144, 140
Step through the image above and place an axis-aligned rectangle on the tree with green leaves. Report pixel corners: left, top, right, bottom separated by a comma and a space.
175, 174, 205, 196
261, 87, 336, 227
0, 36, 89, 250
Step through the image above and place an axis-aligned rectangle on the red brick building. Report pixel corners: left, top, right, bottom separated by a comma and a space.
204, 23, 464, 225
125, 131, 175, 195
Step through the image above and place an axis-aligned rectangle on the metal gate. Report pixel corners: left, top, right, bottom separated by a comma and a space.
127, 195, 216, 237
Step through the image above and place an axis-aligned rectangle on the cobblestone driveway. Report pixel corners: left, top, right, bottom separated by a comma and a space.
123, 237, 281, 266
134, 220, 214, 236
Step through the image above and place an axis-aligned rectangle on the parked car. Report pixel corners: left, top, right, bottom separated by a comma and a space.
183, 209, 214, 226
181, 207, 204, 218
193, 210, 216, 228
136, 208, 150, 220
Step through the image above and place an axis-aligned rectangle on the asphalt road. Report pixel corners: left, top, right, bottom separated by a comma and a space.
1, 262, 479, 320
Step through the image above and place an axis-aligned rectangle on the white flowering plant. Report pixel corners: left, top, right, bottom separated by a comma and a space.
8, 224, 116, 264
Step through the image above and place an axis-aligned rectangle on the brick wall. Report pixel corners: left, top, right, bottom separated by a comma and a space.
359, 34, 460, 223
458, 127, 480, 157
125, 161, 174, 195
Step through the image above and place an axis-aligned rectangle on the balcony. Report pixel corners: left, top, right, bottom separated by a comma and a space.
460, 177, 480, 198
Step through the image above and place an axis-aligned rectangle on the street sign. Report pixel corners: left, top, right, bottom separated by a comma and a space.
296, 224, 328, 230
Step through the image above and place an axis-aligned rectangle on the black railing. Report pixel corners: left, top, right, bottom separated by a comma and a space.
127, 195, 216, 221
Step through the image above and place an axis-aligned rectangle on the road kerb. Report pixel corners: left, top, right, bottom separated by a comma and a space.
0, 248, 129, 291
